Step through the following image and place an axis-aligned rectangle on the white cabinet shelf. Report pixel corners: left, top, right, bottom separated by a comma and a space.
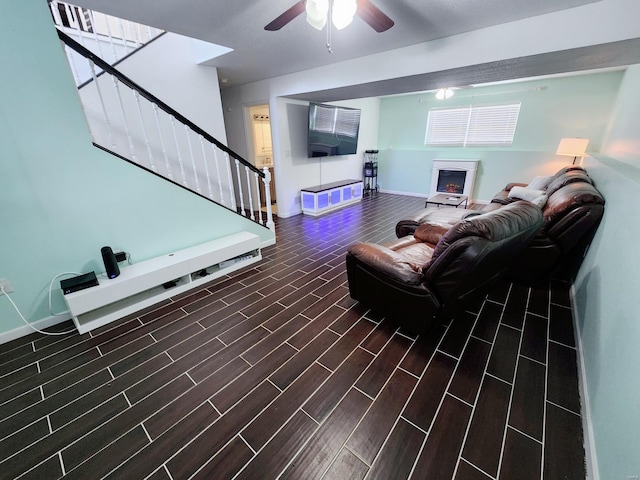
64, 232, 261, 334
301, 179, 363, 216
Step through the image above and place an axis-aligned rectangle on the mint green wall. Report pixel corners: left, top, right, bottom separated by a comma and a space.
0, 2, 273, 335
377, 73, 623, 200
576, 65, 640, 480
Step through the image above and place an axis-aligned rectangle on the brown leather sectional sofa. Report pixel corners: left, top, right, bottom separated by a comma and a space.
395, 165, 605, 284
346, 201, 543, 335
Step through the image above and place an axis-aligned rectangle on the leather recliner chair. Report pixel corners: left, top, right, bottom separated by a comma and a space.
346, 201, 543, 336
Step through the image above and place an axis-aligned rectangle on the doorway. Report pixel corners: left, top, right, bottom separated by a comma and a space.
248, 104, 277, 215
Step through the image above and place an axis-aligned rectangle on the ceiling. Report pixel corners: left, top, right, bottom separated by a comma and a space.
73, 0, 608, 85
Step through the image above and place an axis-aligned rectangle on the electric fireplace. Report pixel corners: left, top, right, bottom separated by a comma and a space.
430, 160, 479, 199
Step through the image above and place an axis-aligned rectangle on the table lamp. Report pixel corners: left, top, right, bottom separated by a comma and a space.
556, 138, 589, 165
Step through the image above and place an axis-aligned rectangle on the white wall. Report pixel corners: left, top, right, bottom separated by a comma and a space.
117, 33, 227, 144
270, 97, 380, 218
575, 65, 640, 480
601, 66, 640, 166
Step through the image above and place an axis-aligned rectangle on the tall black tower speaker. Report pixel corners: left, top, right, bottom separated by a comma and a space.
101, 246, 120, 279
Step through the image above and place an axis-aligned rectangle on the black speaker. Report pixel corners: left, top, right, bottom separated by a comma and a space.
101, 246, 120, 279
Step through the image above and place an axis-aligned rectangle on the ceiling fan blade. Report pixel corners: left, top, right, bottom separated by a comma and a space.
356, 0, 394, 32
265, 1, 306, 31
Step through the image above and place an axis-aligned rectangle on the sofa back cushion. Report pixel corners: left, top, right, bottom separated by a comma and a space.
545, 169, 593, 196
542, 181, 604, 233
423, 201, 543, 305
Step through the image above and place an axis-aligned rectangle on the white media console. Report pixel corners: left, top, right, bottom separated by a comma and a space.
63, 231, 261, 334
301, 179, 363, 216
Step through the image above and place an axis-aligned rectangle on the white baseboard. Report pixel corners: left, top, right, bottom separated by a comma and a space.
377, 189, 493, 205
570, 284, 599, 480
0, 313, 73, 345
378, 188, 426, 197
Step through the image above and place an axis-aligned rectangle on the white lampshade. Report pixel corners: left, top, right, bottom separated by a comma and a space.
306, 0, 328, 30
556, 137, 589, 157
332, 0, 357, 30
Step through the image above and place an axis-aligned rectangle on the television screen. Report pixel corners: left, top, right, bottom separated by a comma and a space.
307, 103, 361, 158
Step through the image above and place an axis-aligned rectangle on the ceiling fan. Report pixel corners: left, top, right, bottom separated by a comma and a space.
265, 0, 394, 33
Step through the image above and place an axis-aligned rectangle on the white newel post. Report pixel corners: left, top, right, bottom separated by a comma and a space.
263, 167, 275, 232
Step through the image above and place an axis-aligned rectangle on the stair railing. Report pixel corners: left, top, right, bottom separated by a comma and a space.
57, 29, 275, 232
49, 0, 165, 86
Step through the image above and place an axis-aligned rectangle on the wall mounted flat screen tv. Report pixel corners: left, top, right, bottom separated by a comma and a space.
307, 103, 361, 158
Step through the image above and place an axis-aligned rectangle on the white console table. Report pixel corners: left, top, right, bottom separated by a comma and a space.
301, 179, 363, 216
64, 231, 261, 334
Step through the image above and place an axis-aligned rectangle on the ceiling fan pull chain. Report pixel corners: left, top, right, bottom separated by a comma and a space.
326, 0, 333, 53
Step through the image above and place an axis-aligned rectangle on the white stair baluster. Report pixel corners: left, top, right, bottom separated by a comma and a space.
101, 13, 119, 64
254, 171, 265, 226
133, 91, 156, 172
89, 59, 115, 148
145, 25, 154, 42
199, 135, 214, 199
117, 18, 129, 54
152, 104, 172, 180
63, 44, 82, 86
225, 153, 237, 211
50, 2, 64, 29
211, 145, 225, 204
235, 159, 246, 215
78, 6, 91, 32
169, 115, 188, 186
86, 10, 106, 61
245, 166, 255, 221
64, 3, 86, 46
262, 167, 275, 231
135, 23, 144, 47
112, 75, 137, 163
184, 126, 201, 193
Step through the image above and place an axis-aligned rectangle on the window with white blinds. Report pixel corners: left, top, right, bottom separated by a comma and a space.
425, 102, 521, 146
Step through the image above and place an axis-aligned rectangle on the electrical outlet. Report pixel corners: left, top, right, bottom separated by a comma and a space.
0, 278, 13, 295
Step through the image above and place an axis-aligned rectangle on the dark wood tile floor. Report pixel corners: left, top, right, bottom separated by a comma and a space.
0, 193, 586, 479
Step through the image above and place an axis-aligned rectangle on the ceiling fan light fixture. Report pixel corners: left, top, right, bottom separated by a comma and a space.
435, 88, 455, 100
332, 0, 358, 30
306, 0, 329, 30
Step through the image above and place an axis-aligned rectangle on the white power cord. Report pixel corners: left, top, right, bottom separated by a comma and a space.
1, 285, 76, 336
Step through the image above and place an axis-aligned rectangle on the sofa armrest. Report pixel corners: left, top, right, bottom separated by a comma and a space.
347, 243, 424, 285
503, 182, 528, 192
395, 207, 478, 238
413, 222, 451, 245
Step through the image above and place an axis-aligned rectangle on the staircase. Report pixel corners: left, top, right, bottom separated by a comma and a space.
50, 1, 275, 232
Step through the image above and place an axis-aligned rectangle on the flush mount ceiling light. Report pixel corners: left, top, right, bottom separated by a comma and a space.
435, 88, 455, 100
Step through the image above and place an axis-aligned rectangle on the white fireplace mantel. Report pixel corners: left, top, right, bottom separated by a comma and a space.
430, 159, 479, 199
